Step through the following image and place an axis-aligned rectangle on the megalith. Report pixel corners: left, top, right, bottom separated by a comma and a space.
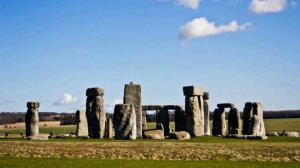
123, 82, 142, 138
76, 110, 88, 137
156, 108, 170, 136
174, 106, 186, 132
183, 86, 205, 137
113, 104, 137, 140
86, 87, 106, 138
228, 107, 241, 134
105, 118, 114, 138
242, 102, 253, 135
25, 102, 40, 137
203, 92, 211, 136
250, 102, 266, 136
212, 107, 226, 136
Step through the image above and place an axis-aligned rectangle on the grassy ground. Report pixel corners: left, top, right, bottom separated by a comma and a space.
1, 157, 299, 168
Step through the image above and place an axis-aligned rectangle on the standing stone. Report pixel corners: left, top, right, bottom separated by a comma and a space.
250, 102, 265, 136
242, 102, 253, 135
142, 110, 147, 130
86, 87, 106, 138
228, 107, 241, 134
203, 92, 211, 136
113, 104, 137, 140
25, 102, 39, 137
183, 86, 204, 137
156, 108, 170, 136
105, 118, 114, 138
75, 110, 88, 137
174, 106, 186, 132
123, 82, 142, 138
212, 108, 226, 136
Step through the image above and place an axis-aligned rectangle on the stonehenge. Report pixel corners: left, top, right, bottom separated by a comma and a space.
25, 102, 40, 137
183, 86, 205, 137
86, 87, 106, 138
113, 104, 137, 140
76, 110, 88, 137
123, 82, 142, 138
21, 83, 275, 141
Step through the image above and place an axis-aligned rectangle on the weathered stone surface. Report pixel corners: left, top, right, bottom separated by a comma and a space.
142, 105, 163, 111
250, 102, 265, 136
185, 95, 204, 137
25, 102, 40, 137
105, 118, 114, 138
113, 104, 136, 140
183, 86, 204, 96
86, 88, 104, 97
123, 83, 142, 138
226, 134, 268, 140
212, 108, 226, 136
86, 88, 106, 138
217, 103, 235, 109
283, 131, 299, 137
242, 102, 253, 135
228, 107, 241, 135
76, 110, 88, 137
156, 109, 170, 136
163, 105, 182, 110
203, 92, 209, 100
143, 129, 164, 139
27, 134, 49, 140
142, 110, 147, 130
168, 131, 190, 140
247, 135, 268, 140
203, 92, 210, 136
174, 107, 186, 132
156, 123, 164, 133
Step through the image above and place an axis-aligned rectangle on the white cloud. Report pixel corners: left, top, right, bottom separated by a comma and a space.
105, 99, 123, 113
176, 0, 201, 9
179, 17, 251, 41
250, 0, 287, 14
53, 93, 78, 106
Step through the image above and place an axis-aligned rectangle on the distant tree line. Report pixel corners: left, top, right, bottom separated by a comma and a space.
1, 110, 300, 125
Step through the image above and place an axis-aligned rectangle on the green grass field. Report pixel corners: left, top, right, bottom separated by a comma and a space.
1, 157, 299, 168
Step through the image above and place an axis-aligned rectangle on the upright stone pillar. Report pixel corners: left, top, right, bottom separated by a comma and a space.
123, 82, 142, 138
203, 92, 211, 136
174, 106, 186, 132
242, 102, 253, 135
142, 110, 147, 130
86, 87, 106, 138
250, 102, 266, 136
105, 118, 114, 138
156, 108, 170, 136
76, 110, 88, 137
183, 86, 204, 137
212, 108, 226, 136
25, 102, 39, 137
113, 104, 136, 140
228, 107, 241, 134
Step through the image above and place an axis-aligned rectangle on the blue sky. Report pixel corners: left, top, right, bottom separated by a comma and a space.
0, 0, 299, 113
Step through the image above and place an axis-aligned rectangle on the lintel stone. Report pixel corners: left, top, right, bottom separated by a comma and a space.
183, 86, 204, 96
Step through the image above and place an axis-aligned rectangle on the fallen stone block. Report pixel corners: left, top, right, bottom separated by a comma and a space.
168, 131, 190, 140
143, 129, 164, 139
